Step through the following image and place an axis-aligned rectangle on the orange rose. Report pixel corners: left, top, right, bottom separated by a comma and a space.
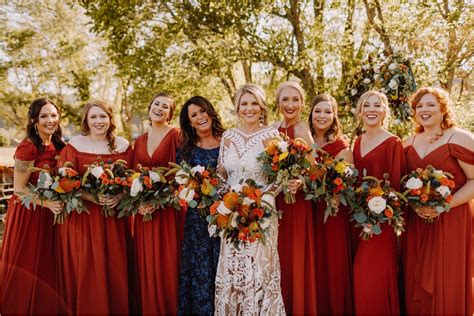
253, 208, 264, 218
100, 173, 108, 180
210, 201, 220, 215
217, 215, 229, 228
271, 165, 278, 171
223, 191, 239, 209
66, 168, 79, 177
59, 178, 76, 193
420, 194, 429, 203
445, 195, 453, 203
384, 208, 393, 218
447, 180, 455, 189
411, 189, 421, 196
102, 179, 110, 185
440, 178, 449, 186
115, 177, 122, 183
210, 178, 219, 186
333, 178, 343, 186
272, 155, 279, 163
74, 180, 81, 189
201, 170, 210, 178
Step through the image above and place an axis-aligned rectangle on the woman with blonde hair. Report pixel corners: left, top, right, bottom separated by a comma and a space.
352, 90, 405, 314
57, 100, 132, 314
403, 87, 473, 314
214, 83, 285, 314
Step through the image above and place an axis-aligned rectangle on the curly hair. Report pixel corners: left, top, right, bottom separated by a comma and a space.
80, 100, 117, 153
234, 83, 269, 125
409, 86, 455, 133
26, 98, 65, 152
178, 96, 225, 162
354, 90, 391, 128
308, 94, 343, 142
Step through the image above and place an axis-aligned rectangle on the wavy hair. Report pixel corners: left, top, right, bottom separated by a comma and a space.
309, 94, 343, 142
234, 83, 269, 125
354, 90, 391, 128
81, 100, 117, 153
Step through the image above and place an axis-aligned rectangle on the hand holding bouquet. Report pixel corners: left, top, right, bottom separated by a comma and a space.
257, 134, 312, 203
81, 158, 130, 217
351, 174, 406, 240
303, 148, 358, 222
402, 165, 454, 223
117, 165, 172, 221
168, 162, 222, 217
207, 179, 279, 248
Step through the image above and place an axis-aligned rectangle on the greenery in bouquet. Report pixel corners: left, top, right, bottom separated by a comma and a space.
401, 165, 454, 223
21, 161, 85, 225
168, 161, 222, 217
81, 158, 130, 217
257, 133, 312, 204
350, 174, 406, 240
117, 165, 172, 221
207, 179, 279, 248
303, 148, 358, 222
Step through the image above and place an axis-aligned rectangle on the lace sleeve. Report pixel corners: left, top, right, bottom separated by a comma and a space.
217, 131, 230, 192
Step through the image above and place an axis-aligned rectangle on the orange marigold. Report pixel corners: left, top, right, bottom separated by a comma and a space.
333, 177, 343, 186
384, 208, 393, 218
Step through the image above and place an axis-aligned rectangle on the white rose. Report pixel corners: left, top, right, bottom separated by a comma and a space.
179, 187, 195, 203
389, 191, 398, 201
130, 178, 143, 197
433, 169, 443, 175
230, 212, 239, 228
191, 165, 205, 176
243, 197, 256, 206
149, 171, 161, 183
405, 177, 423, 190
374, 64, 381, 73
217, 202, 232, 215
351, 89, 358, 96
58, 167, 67, 177
175, 170, 189, 185
344, 166, 354, 177
278, 141, 289, 153
436, 185, 450, 197
368, 196, 387, 214
231, 183, 242, 193
389, 62, 397, 71
363, 78, 371, 84
91, 166, 105, 179
388, 79, 398, 90
208, 224, 217, 237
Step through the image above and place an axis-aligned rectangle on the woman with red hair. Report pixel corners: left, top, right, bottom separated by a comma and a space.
403, 87, 473, 314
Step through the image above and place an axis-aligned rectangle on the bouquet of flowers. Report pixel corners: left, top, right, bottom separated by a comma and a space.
81, 158, 130, 217
257, 134, 312, 203
401, 165, 454, 223
168, 161, 222, 217
303, 149, 358, 222
21, 162, 85, 224
117, 165, 173, 221
207, 179, 279, 248
351, 175, 406, 240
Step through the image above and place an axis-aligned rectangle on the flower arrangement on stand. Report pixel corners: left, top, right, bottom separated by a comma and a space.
401, 165, 454, 223
257, 134, 312, 204
303, 148, 358, 222
21, 161, 85, 224
351, 174, 406, 240
81, 158, 130, 217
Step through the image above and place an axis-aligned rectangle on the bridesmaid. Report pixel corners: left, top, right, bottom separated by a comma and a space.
403, 87, 473, 314
309, 93, 354, 314
57, 100, 132, 314
132, 92, 184, 314
352, 90, 404, 314
272, 81, 317, 314
0, 98, 65, 314
177, 96, 225, 314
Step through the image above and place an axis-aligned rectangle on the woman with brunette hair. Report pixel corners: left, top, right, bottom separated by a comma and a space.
309, 93, 355, 314
57, 100, 132, 314
403, 87, 473, 314
177, 95, 225, 314
272, 81, 317, 314
352, 90, 404, 314
0, 98, 65, 314
131, 92, 184, 315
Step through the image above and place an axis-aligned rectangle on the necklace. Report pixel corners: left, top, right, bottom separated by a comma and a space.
425, 129, 444, 144
281, 120, 302, 137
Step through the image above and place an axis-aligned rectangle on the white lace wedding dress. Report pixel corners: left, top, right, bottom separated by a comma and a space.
214, 127, 285, 315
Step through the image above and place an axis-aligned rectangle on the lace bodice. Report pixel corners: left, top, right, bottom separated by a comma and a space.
218, 127, 279, 187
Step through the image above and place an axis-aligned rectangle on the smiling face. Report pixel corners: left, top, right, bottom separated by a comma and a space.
36, 103, 60, 139
149, 96, 172, 123
414, 93, 443, 130
361, 94, 386, 128
278, 87, 303, 122
238, 92, 262, 126
86, 106, 111, 137
311, 100, 334, 133
188, 104, 213, 134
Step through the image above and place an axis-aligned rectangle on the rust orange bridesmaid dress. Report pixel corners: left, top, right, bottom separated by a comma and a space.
404, 139, 473, 314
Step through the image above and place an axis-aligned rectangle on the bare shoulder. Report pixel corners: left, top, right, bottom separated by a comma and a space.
402, 135, 415, 148
115, 136, 130, 152
449, 127, 474, 149
270, 121, 282, 129
67, 135, 86, 150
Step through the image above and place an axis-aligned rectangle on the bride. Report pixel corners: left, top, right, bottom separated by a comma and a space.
215, 83, 285, 315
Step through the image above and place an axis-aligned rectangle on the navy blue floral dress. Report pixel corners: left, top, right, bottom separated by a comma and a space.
177, 146, 221, 315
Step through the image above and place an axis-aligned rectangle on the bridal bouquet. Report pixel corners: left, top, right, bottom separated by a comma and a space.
303, 149, 358, 222
22, 162, 85, 224
81, 158, 130, 217
207, 179, 278, 247
168, 162, 222, 217
117, 165, 173, 221
257, 134, 312, 204
401, 165, 454, 223
351, 175, 406, 240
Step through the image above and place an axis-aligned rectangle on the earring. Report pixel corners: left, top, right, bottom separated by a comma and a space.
34, 124, 39, 134
259, 115, 264, 128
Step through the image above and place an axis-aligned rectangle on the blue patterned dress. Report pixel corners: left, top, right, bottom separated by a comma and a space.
177, 146, 221, 315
